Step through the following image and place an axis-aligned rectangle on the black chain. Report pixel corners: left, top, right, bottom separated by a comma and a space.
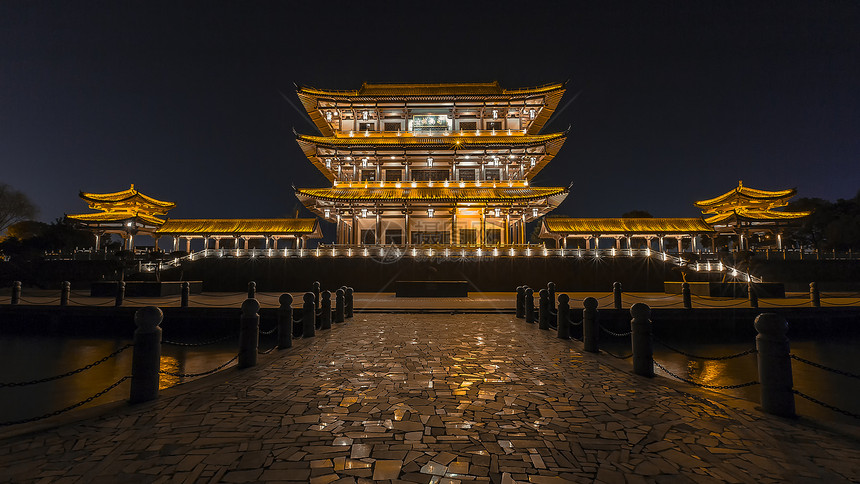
821, 299, 860, 307
654, 361, 760, 389
603, 349, 633, 359
569, 319, 583, 326
159, 355, 238, 378
793, 390, 860, 419
0, 376, 131, 427
258, 344, 278, 355
654, 339, 757, 360
599, 324, 632, 338
259, 326, 277, 335
0, 344, 133, 387
790, 354, 860, 379
162, 333, 237, 347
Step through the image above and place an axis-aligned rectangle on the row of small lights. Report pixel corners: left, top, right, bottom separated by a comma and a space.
326, 108, 537, 122
322, 207, 540, 219
331, 179, 530, 188
344, 129, 530, 137
324, 155, 538, 169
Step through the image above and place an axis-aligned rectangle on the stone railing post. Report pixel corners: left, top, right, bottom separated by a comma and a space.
345, 287, 354, 318
515, 286, 525, 318
238, 298, 260, 368
630, 303, 654, 377
582, 297, 599, 353
181, 281, 190, 308
682, 282, 692, 309
748, 284, 758, 308
115, 281, 126, 307
247, 281, 256, 299
320, 290, 332, 330
525, 287, 535, 324
613, 281, 622, 310
809, 282, 820, 308
538, 289, 550, 330
130, 306, 163, 403
313, 281, 321, 310
60, 281, 70, 307
557, 294, 571, 339
335, 289, 345, 323
302, 292, 316, 337
755, 313, 795, 417
547, 282, 556, 312
11, 281, 21, 305
277, 294, 293, 349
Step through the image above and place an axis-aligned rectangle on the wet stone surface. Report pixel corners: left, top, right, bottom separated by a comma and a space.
2, 314, 860, 483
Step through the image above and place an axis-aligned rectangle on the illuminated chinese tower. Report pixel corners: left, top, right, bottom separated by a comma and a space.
293, 81, 570, 246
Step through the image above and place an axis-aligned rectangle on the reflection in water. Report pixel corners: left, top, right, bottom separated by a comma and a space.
0, 336, 239, 424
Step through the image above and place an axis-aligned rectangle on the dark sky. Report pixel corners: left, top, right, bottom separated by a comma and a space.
2, 1, 858, 228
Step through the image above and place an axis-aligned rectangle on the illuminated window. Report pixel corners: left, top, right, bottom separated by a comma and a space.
428, 208, 435, 218
324, 209, 331, 218
427, 157, 433, 167
362, 111, 369, 120
361, 208, 368, 218
492, 109, 498, 119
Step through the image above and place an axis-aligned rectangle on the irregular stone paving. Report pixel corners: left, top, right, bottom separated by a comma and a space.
2, 314, 860, 483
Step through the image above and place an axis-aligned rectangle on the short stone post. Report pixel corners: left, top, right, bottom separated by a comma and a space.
525, 288, 535, 324
547, 282, 556, 312
345, 287, 354, 318
630, 303, 654, 377
515, 286, 525, 319
748, 285, 758, 308
320, 290, 332, 330
181, 281, 189, 308
277, 294, 293, 349
809, 282, 820, 308
11, 281, 21, 305
302, 292, 316, 337
238, 298, 260, 368
60, 281, 70, 307
334, 289, 345, 323
755, 313, 796, 417
313, 281, 321, 310
582, 297, 599, 353
538, 289, 550, 330
247, 281, 256, 299
613, 281, 622, 310
115, 281, 126, 307
681, 282, 692, 309
557, 294, 571, 339
130, 306, 163, 403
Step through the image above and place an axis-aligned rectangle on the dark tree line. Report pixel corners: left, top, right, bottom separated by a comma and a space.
785, 190, 860, 251
0, 219, 95, 260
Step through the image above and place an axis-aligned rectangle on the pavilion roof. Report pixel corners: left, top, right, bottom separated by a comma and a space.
694, 181, 797, 212
704, 209, 811, 225
66, 211, 166, 226
542, 217, 714, 235
295, 186, 568, 204
297, 81, 565, 99
156, 219, 319, 236
79, 184, 176, 210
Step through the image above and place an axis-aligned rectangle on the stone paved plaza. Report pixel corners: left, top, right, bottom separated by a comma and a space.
2, 314, 860, 483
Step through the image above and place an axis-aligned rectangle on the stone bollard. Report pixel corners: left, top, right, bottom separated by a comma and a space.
538, 289, 550, 330
320, 290, 332, 330
238, 298, 260, 368
630, 303, 654, 377
748, 285, 758, 308
755, 313, 796, 417
181, 281, 190, 308
525, 288, 535, 324
515, 286, 525, 319
277, 294, 293, 349
11, 281, 21, 305
130, 306, 163, 403
313, 281, 321, 310
582, 297, 599, 353
60, 281, 71, 307
302, 292, 316, 337
681, 282, 692, 309
247, 281, 256, 299
613, 282, 622, 310
547, 282, 556, 312
345, 287, 354, 318
557, 294, 571, 339
335, 289, 345, 323
809, 282, 820, 308
115, 281, 126, 307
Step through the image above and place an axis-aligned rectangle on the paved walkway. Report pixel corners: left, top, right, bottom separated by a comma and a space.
2, 314, 860, 483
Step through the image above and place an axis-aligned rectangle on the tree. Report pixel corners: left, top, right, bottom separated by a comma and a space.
0, 183, 38, 234
621, 210, 653, 218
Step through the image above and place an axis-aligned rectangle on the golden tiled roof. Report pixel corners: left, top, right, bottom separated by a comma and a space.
298, 81, 565, 98
297, 132, 566, 148
704, 209, 811, 225
79, 184, 176, 209
543, 218, 714, 234
66, 212, 166, 226
695, 181, 797, 211
156, 219, 318, 235
295, 186, 568, 203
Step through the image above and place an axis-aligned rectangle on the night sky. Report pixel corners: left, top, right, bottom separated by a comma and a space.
2, 1, 858, 234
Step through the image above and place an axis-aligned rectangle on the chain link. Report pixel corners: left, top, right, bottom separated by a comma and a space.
790, 354, 860, 379
603, 349, 633, 359
568, 318, 583, 327
599, 324, 632, 338
158, 355, 238, 378
259, 326, 277, 335
793, 390, 860, 419
258, 344, 278, 355
0, 344, 133, 387
654, 360, 760, 389
654, 339, 757, 360
162, 333, 237, 347
0, 376, 131, 427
